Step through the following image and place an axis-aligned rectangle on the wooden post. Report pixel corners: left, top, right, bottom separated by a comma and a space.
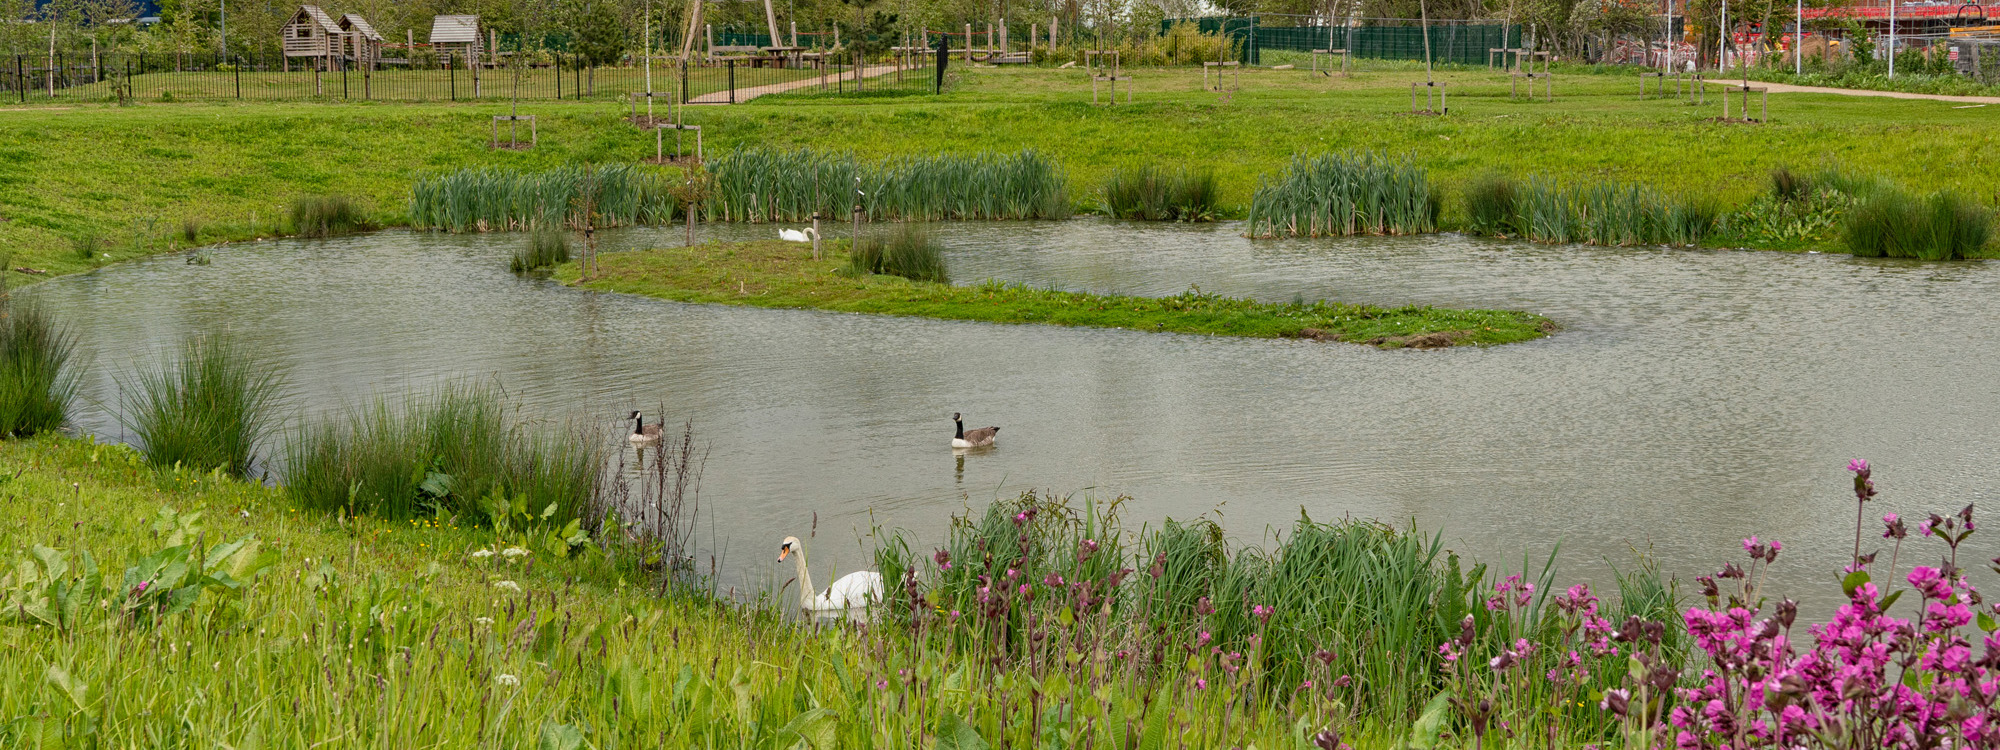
966, 24, 973, 62
811, 212, 822, 260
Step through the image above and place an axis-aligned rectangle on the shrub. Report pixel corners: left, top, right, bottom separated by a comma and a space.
511, 228, 571, 273
0, 300, 78, 437
848, 224, 949, 284
1101, 165, 1219, 222
290, 195, 366, 239
121, 335, 287, 476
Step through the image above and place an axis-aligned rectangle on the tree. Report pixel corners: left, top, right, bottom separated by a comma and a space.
572, 0, 628, 67
835, 0, 895, 91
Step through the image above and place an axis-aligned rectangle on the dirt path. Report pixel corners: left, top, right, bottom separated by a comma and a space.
688, 65, 904, 104
1740, 80, 2000, 105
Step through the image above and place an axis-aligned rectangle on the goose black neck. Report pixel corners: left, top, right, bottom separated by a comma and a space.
633, 415, 644, 435
954, 419, 964, 440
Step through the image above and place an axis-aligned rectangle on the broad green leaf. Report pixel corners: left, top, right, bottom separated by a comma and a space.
1880, 590, 1904, 611
537, 721, 585, 750
1408, 691, 1454, 750
1978, 611, 1997, 633
936, 713, 990, 750
777, 707, 839, 749
1842, 570, 1871, 598
45, 665, 89, 713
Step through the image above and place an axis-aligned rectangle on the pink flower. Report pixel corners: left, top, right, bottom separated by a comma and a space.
1195, 678, 1208, 690
1196, 631, 1212, 648
1848, 459, 1870, 474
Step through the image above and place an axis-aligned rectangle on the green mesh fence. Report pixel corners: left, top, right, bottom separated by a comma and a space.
1164, 18, 1521, 65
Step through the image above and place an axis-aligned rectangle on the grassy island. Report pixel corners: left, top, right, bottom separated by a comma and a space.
565, 240, 1555, 348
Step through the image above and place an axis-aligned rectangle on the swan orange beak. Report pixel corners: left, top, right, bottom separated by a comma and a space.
778, 547, 791, 562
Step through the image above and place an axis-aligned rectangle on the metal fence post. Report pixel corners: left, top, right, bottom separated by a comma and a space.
556, 55, 562, 99
450, 52, 457, 101
16, 56, 23, 103
681, 58, 689, 104
235, 57, 241, 99
728, 59, 736, 103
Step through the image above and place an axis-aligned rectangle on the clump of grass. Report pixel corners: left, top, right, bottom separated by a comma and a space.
290, 195, 367, 239
1481, 177, 1715, 247
121, 335, 287, 477
409, 164, 683, 233
1771, 165, 1806, 203
284, 385, 601, 523
847, 224, 949, 283
510, 227, 571, 273
708, 148, 1070, 222
70, 234, 101, 262
1245, 152, 1439, 237
1100, 165, 1220, 222
1846, 189, 1993, 260
0, 297, 79, 437
180, 218, 201, 244
1463, 173, 1522, 237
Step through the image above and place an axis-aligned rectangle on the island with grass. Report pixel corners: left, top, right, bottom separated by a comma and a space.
562, 239, 1555, 348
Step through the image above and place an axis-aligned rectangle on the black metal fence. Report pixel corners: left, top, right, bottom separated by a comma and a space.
1, 50, 937, 105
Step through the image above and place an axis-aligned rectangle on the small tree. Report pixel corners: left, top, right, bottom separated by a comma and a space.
571, 0, 626, 95
835, 0, 895, 92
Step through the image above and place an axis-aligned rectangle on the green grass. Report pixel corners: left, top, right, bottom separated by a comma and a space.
566, 240, 1552, 347
707, 147, 1071, 222
288, 194, 366, 238
1845, 189, 1994, 261
511, 227, 572, 273
120, 335, 286, 477
409, 163, 683, 233
1247, 152, 1439, 237
6, 65, 2000, 277
0, 298, 78, 437
1467, 175, 1717, 247
283, 384, 601, 524
1101, 163, 1221, 221
0, 432, 1681, 747
846, 223, 949, 283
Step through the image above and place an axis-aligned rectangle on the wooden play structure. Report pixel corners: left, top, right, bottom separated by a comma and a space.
1510, 51, 1552, 101
429, 16, 483, 64
1085, 50, 1130, 105
1311, 48, 1349, 76
491, 114, 536, 149
1411, 81, 1447, 115
280, 6, 342, 72
338, 14, 383, 65
1719, 83, 1768, 122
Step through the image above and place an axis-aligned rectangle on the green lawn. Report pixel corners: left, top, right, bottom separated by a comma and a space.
568, 239, 1554, 347
2, 62, 1995, 277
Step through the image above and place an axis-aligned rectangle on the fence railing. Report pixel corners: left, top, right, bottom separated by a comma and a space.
1, 50, 932, 105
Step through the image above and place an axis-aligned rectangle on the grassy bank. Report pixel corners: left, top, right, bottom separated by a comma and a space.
5, 64, 2000, 276
564, 239, 1554, 347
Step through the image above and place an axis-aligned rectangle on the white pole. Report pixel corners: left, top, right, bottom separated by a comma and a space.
1665, 0, 1673, 71
1888, 0, 1897, 77
1794, 0, 1802, 76
219, 0, 227, 55
1719, 0, 1727, 72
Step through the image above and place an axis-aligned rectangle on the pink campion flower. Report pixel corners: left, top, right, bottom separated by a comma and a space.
1077, 538, 1099, 561
1195, 678, 1208, 690
1515, 582, 1535, 608
133, 581, 150, 594
1848, 459, 1870, 474
1251, 604, 1274, 624
1743, 536, 1761, 553
1196, 631, 1212, 648
1908, 566, 1953, 600
1042, 572, 1064, 588
1883, 513, 1907, 540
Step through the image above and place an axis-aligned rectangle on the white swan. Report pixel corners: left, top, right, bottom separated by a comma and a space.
778, 228, 820, 243
779, 536, 883, 613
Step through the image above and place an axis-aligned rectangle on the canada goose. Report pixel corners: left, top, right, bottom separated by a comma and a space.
627, 411, 664, 444
778, 228, 820, 243
951, 412, 998, 449
779, 536, 883, 612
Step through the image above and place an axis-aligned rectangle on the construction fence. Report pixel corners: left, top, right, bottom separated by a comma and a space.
1163, 17, 1522, 65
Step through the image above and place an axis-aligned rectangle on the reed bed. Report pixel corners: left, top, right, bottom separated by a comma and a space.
707, 148, 1070, 222
408, 164, 683, 233
1468, 175, 1717, 246
1100, 164, 1220, 221
1845, 188, 1994, 260
283, 385, 601, 524
289, 194, 367, 238
0, 299, 78, 437
846, 224, 949, 283
120, 335, 287, 476
510, 227, 571, 273
1245, 152, 1439, 238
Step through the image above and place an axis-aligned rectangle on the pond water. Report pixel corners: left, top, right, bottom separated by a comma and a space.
30, 220, 2000, 608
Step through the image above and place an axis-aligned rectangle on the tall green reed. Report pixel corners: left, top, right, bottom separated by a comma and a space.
1473, 175, 1715, 247
284, 385, 601, 524
1100, 165, 1220, 222
510, 227, 571, 273
1245, 152, 1439, 238
707, 148, 1070, 222
0, 297, 79, 437
409, 164, 684, 233
121, 335, 287, 477
846, 224, 949, 283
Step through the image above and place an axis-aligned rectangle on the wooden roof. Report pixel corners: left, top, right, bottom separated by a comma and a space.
429, 15, 481, 44
289, 5, 341, 34
339, 14, 383, 41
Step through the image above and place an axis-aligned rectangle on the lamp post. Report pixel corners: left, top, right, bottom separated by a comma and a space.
1888, 0, 1897, 77
1795, 0, 1803, 76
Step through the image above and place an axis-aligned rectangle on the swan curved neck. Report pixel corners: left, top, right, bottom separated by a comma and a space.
792, 548, 814, 610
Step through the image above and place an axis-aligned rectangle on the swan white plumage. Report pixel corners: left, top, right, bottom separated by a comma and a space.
779, 536, 883, 613
778, 228, 820, 243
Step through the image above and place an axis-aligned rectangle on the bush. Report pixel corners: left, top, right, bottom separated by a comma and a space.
848, 224, 949, 284
1101, 165, 1219, 222
121, 335, 287, 476
0, 300, 79, 437
284, 385, 601, 524
511, 228, 571, 273
290, 195, 366, 239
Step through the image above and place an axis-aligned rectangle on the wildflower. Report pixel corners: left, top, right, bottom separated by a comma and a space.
1847, 458, 1870, 474
933, 549, 951, 570
1195, 678, 1208, 690
1883, 513, 1907, 540
494, 580, 522, 593
1312, 727, 1349, 750
495, 674, 519, 686
501, 547, 528, 558
876, 680, 888, 690
1251, 603, 1274, 624
1196, 631, 1212, 648
475, 617, 494, 626
471, 549, 495, 559
1194, 596, 1215, 616
1077, 538, 1099, 561
1013, 512, 1028, 525
133, 580, 151, 595
1314, 647, 1336, 665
